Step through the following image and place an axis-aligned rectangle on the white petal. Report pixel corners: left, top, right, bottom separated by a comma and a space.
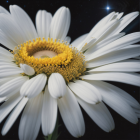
80, 38, 96, 52
134, 108, 140, 118
20, 74, 47, 98
10, 5, 38, 41
0, 58, 14, 63
0, 68, 23, 78
0, 62, 15, 67
0, 75, 21, 86
0, 30, 17, 50
64, 36, 71, 43
85, 32, 140, 61
85, 80, 138, 124
0, 97, 7, 103
68, 80, 100, 104
95, 81, 140, 110
134, 56, 140, 60
42, 85, 57, 136
77, 97, 115, 132
20, 64, 35, 76
77, 19, 120, 51
0, 6, 10, 14
50, 7, 70, 40
0, 76, 29, 97
109, 11, 139, 36
80, 72, 140, 87
85, 32, 125, 56
77, 12, 116, 48
0, 31, 17, 50
0, 47, 13, 57
0, 54, 13, 61
88, 60, 140, 72
0, 65, 19, 71
0, 61, 17, 67
133, 108, 140, 115
58, 86, 85, 137
18, 93, 43, 140
0, 13, 25, 45
0, 92, 22, 123
48, 73, 66, 99
1, 97, 28, 136
121, 44, 140, 49
117, 12, 124, 19
93, 19, 119, 40
86, 46, 140, 68
36, 10, 52, 40
71, 33, 88, 48
111, 12, 119, 20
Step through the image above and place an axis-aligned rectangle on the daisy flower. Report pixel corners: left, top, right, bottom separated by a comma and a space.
0, 5, 140, 140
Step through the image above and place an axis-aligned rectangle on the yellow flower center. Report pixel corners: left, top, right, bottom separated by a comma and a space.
13, 37, 86, 83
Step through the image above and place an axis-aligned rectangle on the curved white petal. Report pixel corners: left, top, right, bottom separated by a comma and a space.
0, 76, 29, 97
0, 65, 19, 71
42, 85, 57, 136
0, 6, 10, 14
0, 61, 17, 66
50, 6, 71, 40
18, 93, 43, 140
85, 32, 125, 56
0, 13, 25, 45
0, 47, 13, 57
85, 80, 138, 124
121, 44, 140, 49
134, 56, 140, 60
10, 5, 38, 41
0, 59, 13, 63
71, 33, 88, 48
0, 68, 23, 78
20, 74, 47, 98
48, 73, 66, 99
77, 12, 116, 48
85, 32, 140, 61
68, 80, 101, 104
109, 11, 139, 36
77, 97, 115, 132
0, 97, 7, 103
111, 12, 119, 20
0, 97, 6, 102
1, 97, 28, 136
0, 75, 21, 86
88, 60, 140, 72
0, 54, 13, 61
133, 108, 140, 118
80, 72, 140, 87
58, 86, 85, 137
98, 81, 140, 110
86, 46, 140, 68
80, 39, 96, 52
0, 92, 22, 123
77, 19, 120, 51
36, 10, 52, 40
20, 64, 35, 76
117, 12, 124, 19
0, 31, 17, 50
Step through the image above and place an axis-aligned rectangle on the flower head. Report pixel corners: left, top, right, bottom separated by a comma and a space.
0, 5, 140, 140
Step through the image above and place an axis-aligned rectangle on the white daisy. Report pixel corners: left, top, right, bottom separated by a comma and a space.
0, 5, 140, 140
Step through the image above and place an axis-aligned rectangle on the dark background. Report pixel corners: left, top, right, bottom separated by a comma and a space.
0, 0, 140, 140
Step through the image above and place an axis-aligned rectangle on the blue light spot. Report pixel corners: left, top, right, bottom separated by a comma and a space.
6, 1, 8, 3
106, 6, 110, 10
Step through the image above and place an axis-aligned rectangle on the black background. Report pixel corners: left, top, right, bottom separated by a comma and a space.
0, 0, 140, 140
